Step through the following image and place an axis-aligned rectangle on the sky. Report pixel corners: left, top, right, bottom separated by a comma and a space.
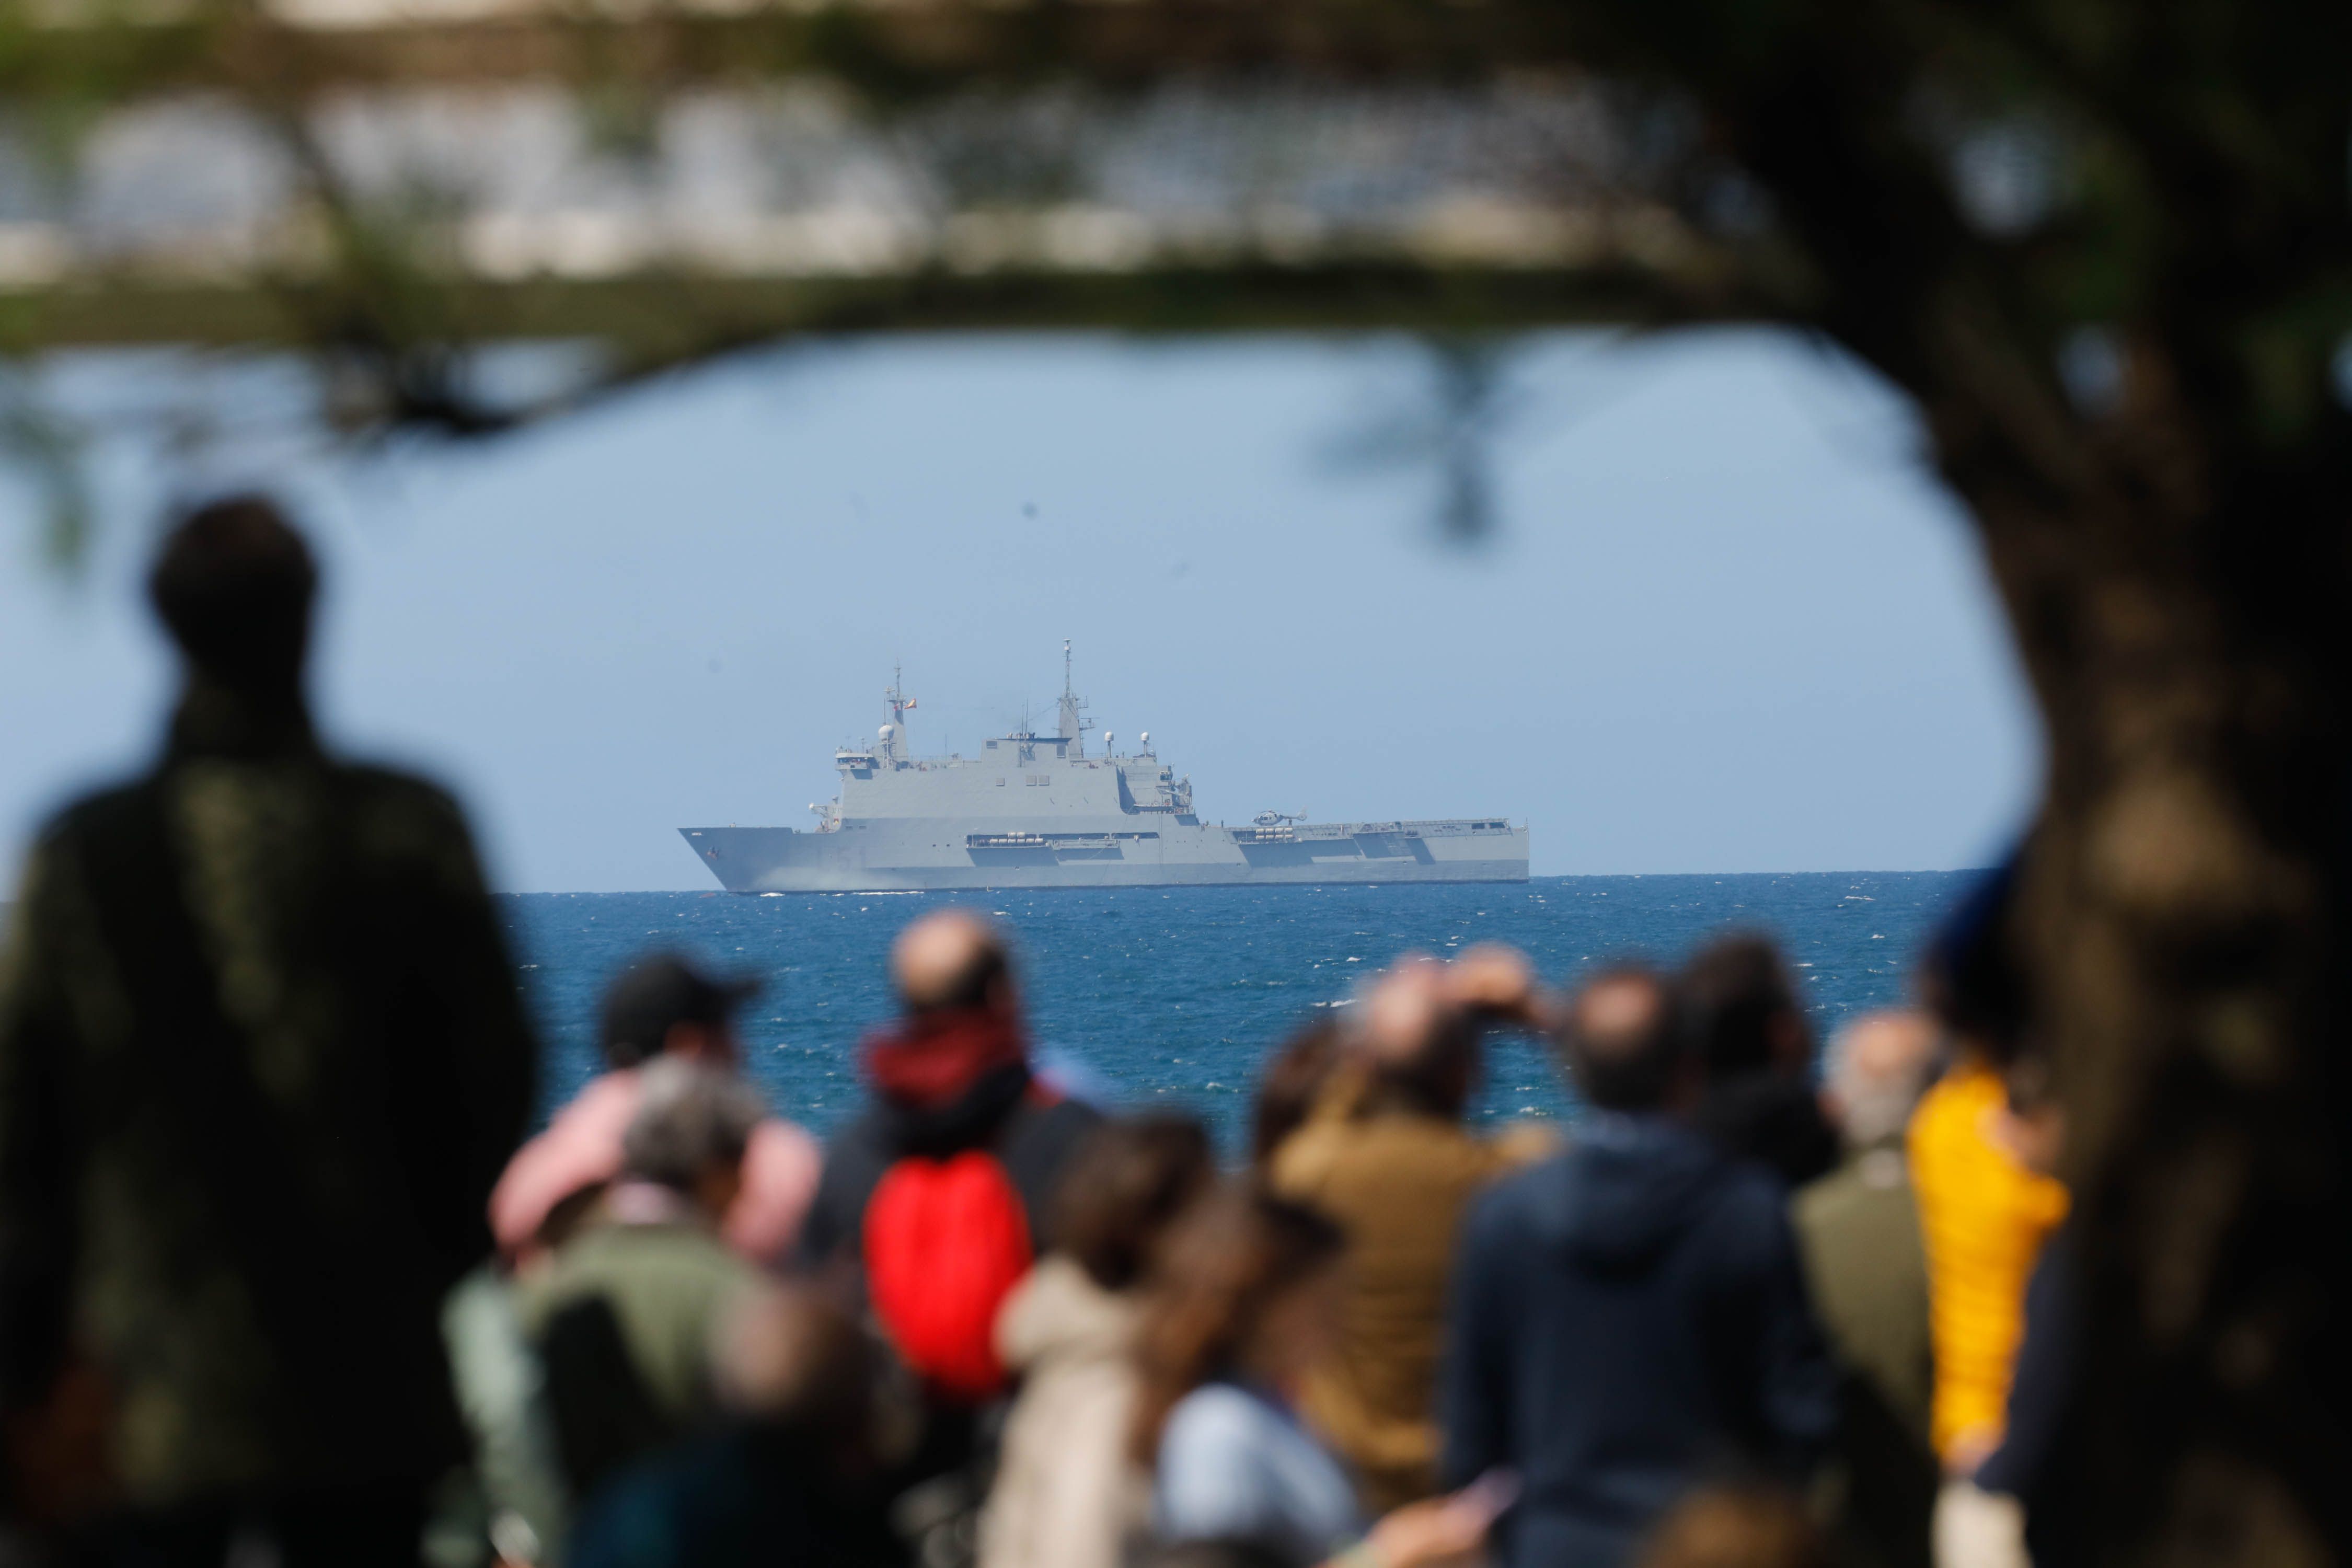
0, 329, 2039, 892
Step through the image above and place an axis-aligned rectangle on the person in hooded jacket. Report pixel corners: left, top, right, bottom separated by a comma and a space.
979, 1114, 1215, 1568
1440, 966, 1839, 1568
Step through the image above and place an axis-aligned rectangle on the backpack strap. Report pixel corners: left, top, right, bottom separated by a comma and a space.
991, 1094, 1104, 1256
538, 1294, 676, 1497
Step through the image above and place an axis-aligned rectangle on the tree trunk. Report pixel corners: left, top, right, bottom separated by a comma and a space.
1696, 29, 2352, 1557
1961, 465, 2352, 1564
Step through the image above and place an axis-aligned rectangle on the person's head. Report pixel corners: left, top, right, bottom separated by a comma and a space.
599, 952, 756, 1069
711, 1283, 882, 1465
1918, 857, 2030, 1067
1560, 965, 1692, 1114
1355, 955, 1481, 1119
148, 493, 318, 700
1637, 1486, 1829, 1568
619, 1058, 767, 1221
1342, 943, 1548, 1124
891, 908, 1016, 1019
1132, 1544, 1295, 1568
1132, 1183, 1346, 1460
1999, 1047, 2066, 1179
1682, 934, 1809, 1079
1054, 1114, 1216, 1292
1820, 1010, 1940, 1150
1445, 940, 1547, 1023
1250, 1018, 1343, 1166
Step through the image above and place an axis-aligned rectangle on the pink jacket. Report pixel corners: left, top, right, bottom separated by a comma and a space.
489, 1068, 821, 1267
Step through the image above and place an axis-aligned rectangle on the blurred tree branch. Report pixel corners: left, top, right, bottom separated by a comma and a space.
1, 0, 1587, 101
0, 360, 87, 567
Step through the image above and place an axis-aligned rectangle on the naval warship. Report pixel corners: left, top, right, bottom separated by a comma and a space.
681, 647, 1529, 892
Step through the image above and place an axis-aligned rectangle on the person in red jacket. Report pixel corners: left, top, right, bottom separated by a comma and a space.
800, 909, 1101, 1321
799, 909, 1103, 1561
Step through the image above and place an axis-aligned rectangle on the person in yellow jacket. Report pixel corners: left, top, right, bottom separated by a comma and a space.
1907, 1048, 2070, 1474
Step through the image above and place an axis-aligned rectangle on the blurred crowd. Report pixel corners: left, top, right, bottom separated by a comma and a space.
0, 500, 2079, 1568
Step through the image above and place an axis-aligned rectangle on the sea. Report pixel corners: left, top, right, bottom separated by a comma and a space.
501, 870, 1978, 1152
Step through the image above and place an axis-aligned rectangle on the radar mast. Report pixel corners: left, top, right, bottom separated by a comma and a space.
1057, 639, 1094, 756
883, 663, 916, 763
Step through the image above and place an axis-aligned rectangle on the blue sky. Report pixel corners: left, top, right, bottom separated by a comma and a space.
0, 329, 2038, 892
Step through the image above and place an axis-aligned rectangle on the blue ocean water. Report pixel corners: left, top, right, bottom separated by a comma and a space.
501, 872, 1976, 1151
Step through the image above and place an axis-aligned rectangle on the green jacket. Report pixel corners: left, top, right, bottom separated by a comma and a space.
0, 685, 537, 1507
517, 1214, 761, 1431
1792, 1144, 1937, 1568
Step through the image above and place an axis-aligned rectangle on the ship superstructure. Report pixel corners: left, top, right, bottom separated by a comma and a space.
681, 647, 1528, 891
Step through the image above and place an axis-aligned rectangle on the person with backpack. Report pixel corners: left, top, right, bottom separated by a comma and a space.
798, 909, 1103, 1550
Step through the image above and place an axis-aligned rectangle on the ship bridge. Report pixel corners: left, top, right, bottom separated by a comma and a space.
827, 651, 1194, 824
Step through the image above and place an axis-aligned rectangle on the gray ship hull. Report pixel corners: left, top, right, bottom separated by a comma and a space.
680, 653, 1527, 893
683, 818, 1529, 892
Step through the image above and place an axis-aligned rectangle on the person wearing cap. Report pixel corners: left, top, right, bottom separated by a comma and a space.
490, 953, 820, 1269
